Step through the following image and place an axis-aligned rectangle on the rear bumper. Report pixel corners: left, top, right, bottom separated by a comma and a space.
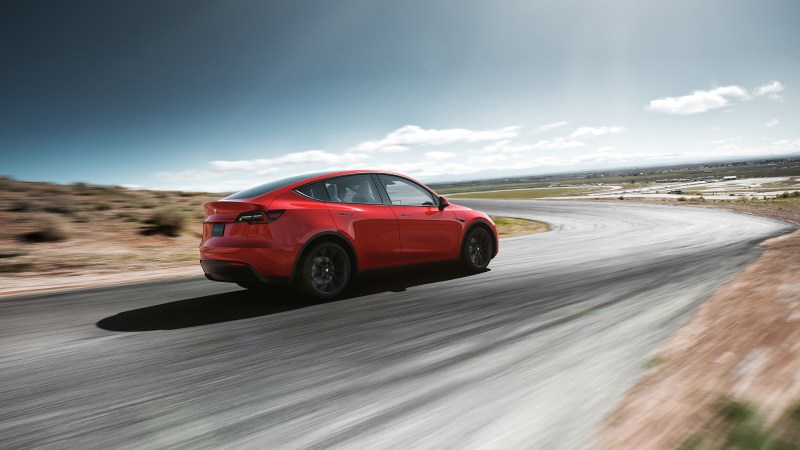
200, 259, 288, 285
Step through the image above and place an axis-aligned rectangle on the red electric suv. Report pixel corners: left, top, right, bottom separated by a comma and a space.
200, 170, 498, 299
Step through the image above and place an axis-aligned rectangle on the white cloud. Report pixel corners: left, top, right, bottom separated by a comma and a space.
424, 151, 458, 161
525, 125, 624, 150
210, 150, 369, 175
536, 121, 568, 132
648, 80, 785, 115
348, 124, 521, 153
762, 118, 780, 128
155, 169, 227, 182
468, 153, 509, 164
467, 153, 508, 164
753, 80, 784, 100
570, 152, 627, 165
647, 85, 750, 115
714, 144, 739, 152
156, 136, 800, 192
701, 138, 800, 158
680, 136, 800, 158
383, 161, 486, 179
532, 137, 585, 150
483, 140, 533, 154
156, 121, 789, 191
568, 126, 625, 139
504, 156, 565, 170
466, 141, 534, 163
711, 137, 742, 145
570, 151, 678, 165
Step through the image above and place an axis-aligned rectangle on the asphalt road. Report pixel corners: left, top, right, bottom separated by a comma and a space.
1, 200, 794, 449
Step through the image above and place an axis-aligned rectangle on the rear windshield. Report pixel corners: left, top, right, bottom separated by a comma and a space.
224, 172, 328, 200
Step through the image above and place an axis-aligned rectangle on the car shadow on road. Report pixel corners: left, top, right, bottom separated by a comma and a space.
97, 263, 486, 332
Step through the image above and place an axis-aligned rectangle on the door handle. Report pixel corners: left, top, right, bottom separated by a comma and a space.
399, 213, 412, 217
338, 212, 353, 216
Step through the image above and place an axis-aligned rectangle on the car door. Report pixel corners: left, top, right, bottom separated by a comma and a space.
376, 174, 460, 265
323, 174, 401, 270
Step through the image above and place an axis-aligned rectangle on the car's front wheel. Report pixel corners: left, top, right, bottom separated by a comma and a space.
299, 242, 351, 299
461, 227, 493, 272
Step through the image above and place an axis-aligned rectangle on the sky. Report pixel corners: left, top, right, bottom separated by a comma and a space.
1, 0, 799, 192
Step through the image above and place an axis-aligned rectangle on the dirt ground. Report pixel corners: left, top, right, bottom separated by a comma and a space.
589, 198, 800, 449
602, 196, 800, 227
0, 178, 219, 297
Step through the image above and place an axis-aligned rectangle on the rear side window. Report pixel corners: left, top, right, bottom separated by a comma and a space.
377, 175, 436, 206
324, 175, 381, 204
224, 172, 327, 200
295, 182, 329, 201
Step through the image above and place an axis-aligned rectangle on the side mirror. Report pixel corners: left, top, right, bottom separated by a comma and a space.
438, 196, 449, 211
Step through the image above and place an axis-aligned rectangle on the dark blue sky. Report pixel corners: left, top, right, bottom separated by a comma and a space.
2, 1, 798, 190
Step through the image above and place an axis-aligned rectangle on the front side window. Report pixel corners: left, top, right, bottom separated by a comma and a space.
324, 175, 381, 204
378, 175, 436, 206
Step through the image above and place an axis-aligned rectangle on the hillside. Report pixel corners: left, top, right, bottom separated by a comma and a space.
0, 177, 221, 282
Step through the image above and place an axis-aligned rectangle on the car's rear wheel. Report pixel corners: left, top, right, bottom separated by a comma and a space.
300, 242, 351, 299
461, 227, 493, 272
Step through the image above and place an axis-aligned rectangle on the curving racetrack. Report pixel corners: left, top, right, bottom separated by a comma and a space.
0, 200, 794, 449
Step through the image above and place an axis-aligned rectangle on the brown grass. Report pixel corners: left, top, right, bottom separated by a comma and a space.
490, 216, 550, 237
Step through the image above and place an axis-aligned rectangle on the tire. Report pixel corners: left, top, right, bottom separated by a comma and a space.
461, 227, 493, 272
299, 242, 351, 299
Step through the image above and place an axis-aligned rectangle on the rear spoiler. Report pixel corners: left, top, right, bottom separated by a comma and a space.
203, 201, 267, 223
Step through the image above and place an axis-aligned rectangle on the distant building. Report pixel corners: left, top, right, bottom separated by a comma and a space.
723, 176, 738, 180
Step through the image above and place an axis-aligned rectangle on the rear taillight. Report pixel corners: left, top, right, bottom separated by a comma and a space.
236, 212, 264, 223
236, 210, 284, 224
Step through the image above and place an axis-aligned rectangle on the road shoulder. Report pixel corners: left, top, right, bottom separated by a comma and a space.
0, 266, 205, 298
589, 202, 800, 449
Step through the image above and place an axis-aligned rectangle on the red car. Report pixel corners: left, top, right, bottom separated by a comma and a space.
200, 170, 498, 299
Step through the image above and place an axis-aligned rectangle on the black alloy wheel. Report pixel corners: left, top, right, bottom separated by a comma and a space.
300, 242, 351, 299
462, 227, 493, 271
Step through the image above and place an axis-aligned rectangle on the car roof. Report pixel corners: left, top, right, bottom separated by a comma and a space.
295, 169, 408, 184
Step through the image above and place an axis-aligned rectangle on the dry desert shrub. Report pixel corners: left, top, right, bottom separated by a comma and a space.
147, 208, 186, 237
43, 201, 71, 214
7, 200, 31, 212
20, 217, 70, 243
